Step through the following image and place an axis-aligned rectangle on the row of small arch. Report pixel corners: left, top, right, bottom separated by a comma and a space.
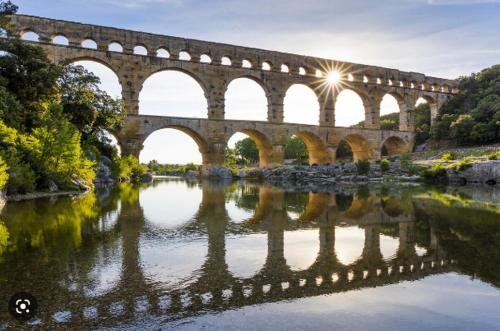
18, 29, 454, 93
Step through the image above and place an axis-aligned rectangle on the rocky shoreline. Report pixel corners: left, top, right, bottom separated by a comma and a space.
6, 190, 86, 202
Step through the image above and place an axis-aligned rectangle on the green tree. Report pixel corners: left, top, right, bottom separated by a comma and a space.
115, 155, 147, 182
22, 104, 95, 188
0, 36, 61, 131
235, 138, 259, 164
57, 64, 125, 148
0, 155, 7, 189
0, 0, 17, 32
284, 136, 308, 161
431, 64, 500, 146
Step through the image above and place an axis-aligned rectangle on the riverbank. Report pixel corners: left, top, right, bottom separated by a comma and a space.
5, 190, 87, 202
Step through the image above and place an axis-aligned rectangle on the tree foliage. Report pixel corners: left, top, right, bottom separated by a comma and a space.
0, 2, 126, 193
235, 138, 259, 164
0, 155, 7, 189
284, 136, 308, 160
115, 155, 147, 182
431, 64, 500, 146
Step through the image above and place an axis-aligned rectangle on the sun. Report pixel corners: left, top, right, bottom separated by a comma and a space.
327, 71, 342, 85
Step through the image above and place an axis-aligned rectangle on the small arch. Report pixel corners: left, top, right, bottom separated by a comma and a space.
156, 48, 170, 58
315, 69, 323, 78
108, 42, 123, 53
281, 64, 289, 73
82, 39, 98, 49
139, 69, 208, 117
284, 84, 320, 125
376, 78, 382, 85
388, 79, 393, 86
242, 59, 252, 68
337, 134, 373, 162
179, 51, 191, 61
363, 75, 369, 83
21, 30, 39, 42
299, 67, 306, 75
133, 45, 148, 56
348, 74, 354, 82
52, 34, 69, 46
221, 56, 232, 66
381, 136, 409, 157
200, 54, 211, 63
262, 61, 271, 71
410, 82, 416, 89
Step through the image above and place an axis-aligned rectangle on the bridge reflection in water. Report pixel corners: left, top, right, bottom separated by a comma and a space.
2, 180, 497, 329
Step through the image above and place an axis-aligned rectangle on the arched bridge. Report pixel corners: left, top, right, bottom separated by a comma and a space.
7, 15, 459, 168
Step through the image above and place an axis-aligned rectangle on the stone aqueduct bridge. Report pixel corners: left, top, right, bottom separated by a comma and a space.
10, 15, 459, 167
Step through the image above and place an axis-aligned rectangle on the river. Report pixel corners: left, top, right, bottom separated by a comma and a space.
0, 179, 499, 330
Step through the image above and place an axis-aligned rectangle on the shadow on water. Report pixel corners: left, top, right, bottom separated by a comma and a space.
0, 179, 499, 329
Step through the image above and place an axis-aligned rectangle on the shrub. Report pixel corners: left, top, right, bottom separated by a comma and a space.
6, 162, 36, 194
452, 159, 472, 171
422, 164, 447, 182
400, 153, 412, 170
115, 155, 147, 182
0, 156, 8, 190
486, 151, 500, 160
355, 159, 370, 175
441, 151, 456, 161
380, 159, 390, 172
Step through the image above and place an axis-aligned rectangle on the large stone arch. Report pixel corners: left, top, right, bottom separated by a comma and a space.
283, 83, 321, 125
336, 133, 374, 162
139, 68, 209, 118
293, 131, 333, 165
381, 136, 410, 157
226, 128, 275, 168
139, 125, 209, 163
224, 76, 270, 121
417, 93, 439, 121
60, 55, 121, 83
143, 67, 210, 97
333, 87, 368, 128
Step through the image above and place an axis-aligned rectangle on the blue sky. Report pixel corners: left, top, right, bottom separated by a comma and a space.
16, 0, 500, 164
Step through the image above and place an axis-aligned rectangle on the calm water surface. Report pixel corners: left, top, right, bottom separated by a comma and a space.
0, 179, 499, 330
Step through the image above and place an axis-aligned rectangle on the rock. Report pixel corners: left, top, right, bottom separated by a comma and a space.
71, 178, 91, 191
202, 166, 233, 179
185, 170, 199, 178
447, 160, 500, 185
94, 156, 115, 184
48, 180, 58, 192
